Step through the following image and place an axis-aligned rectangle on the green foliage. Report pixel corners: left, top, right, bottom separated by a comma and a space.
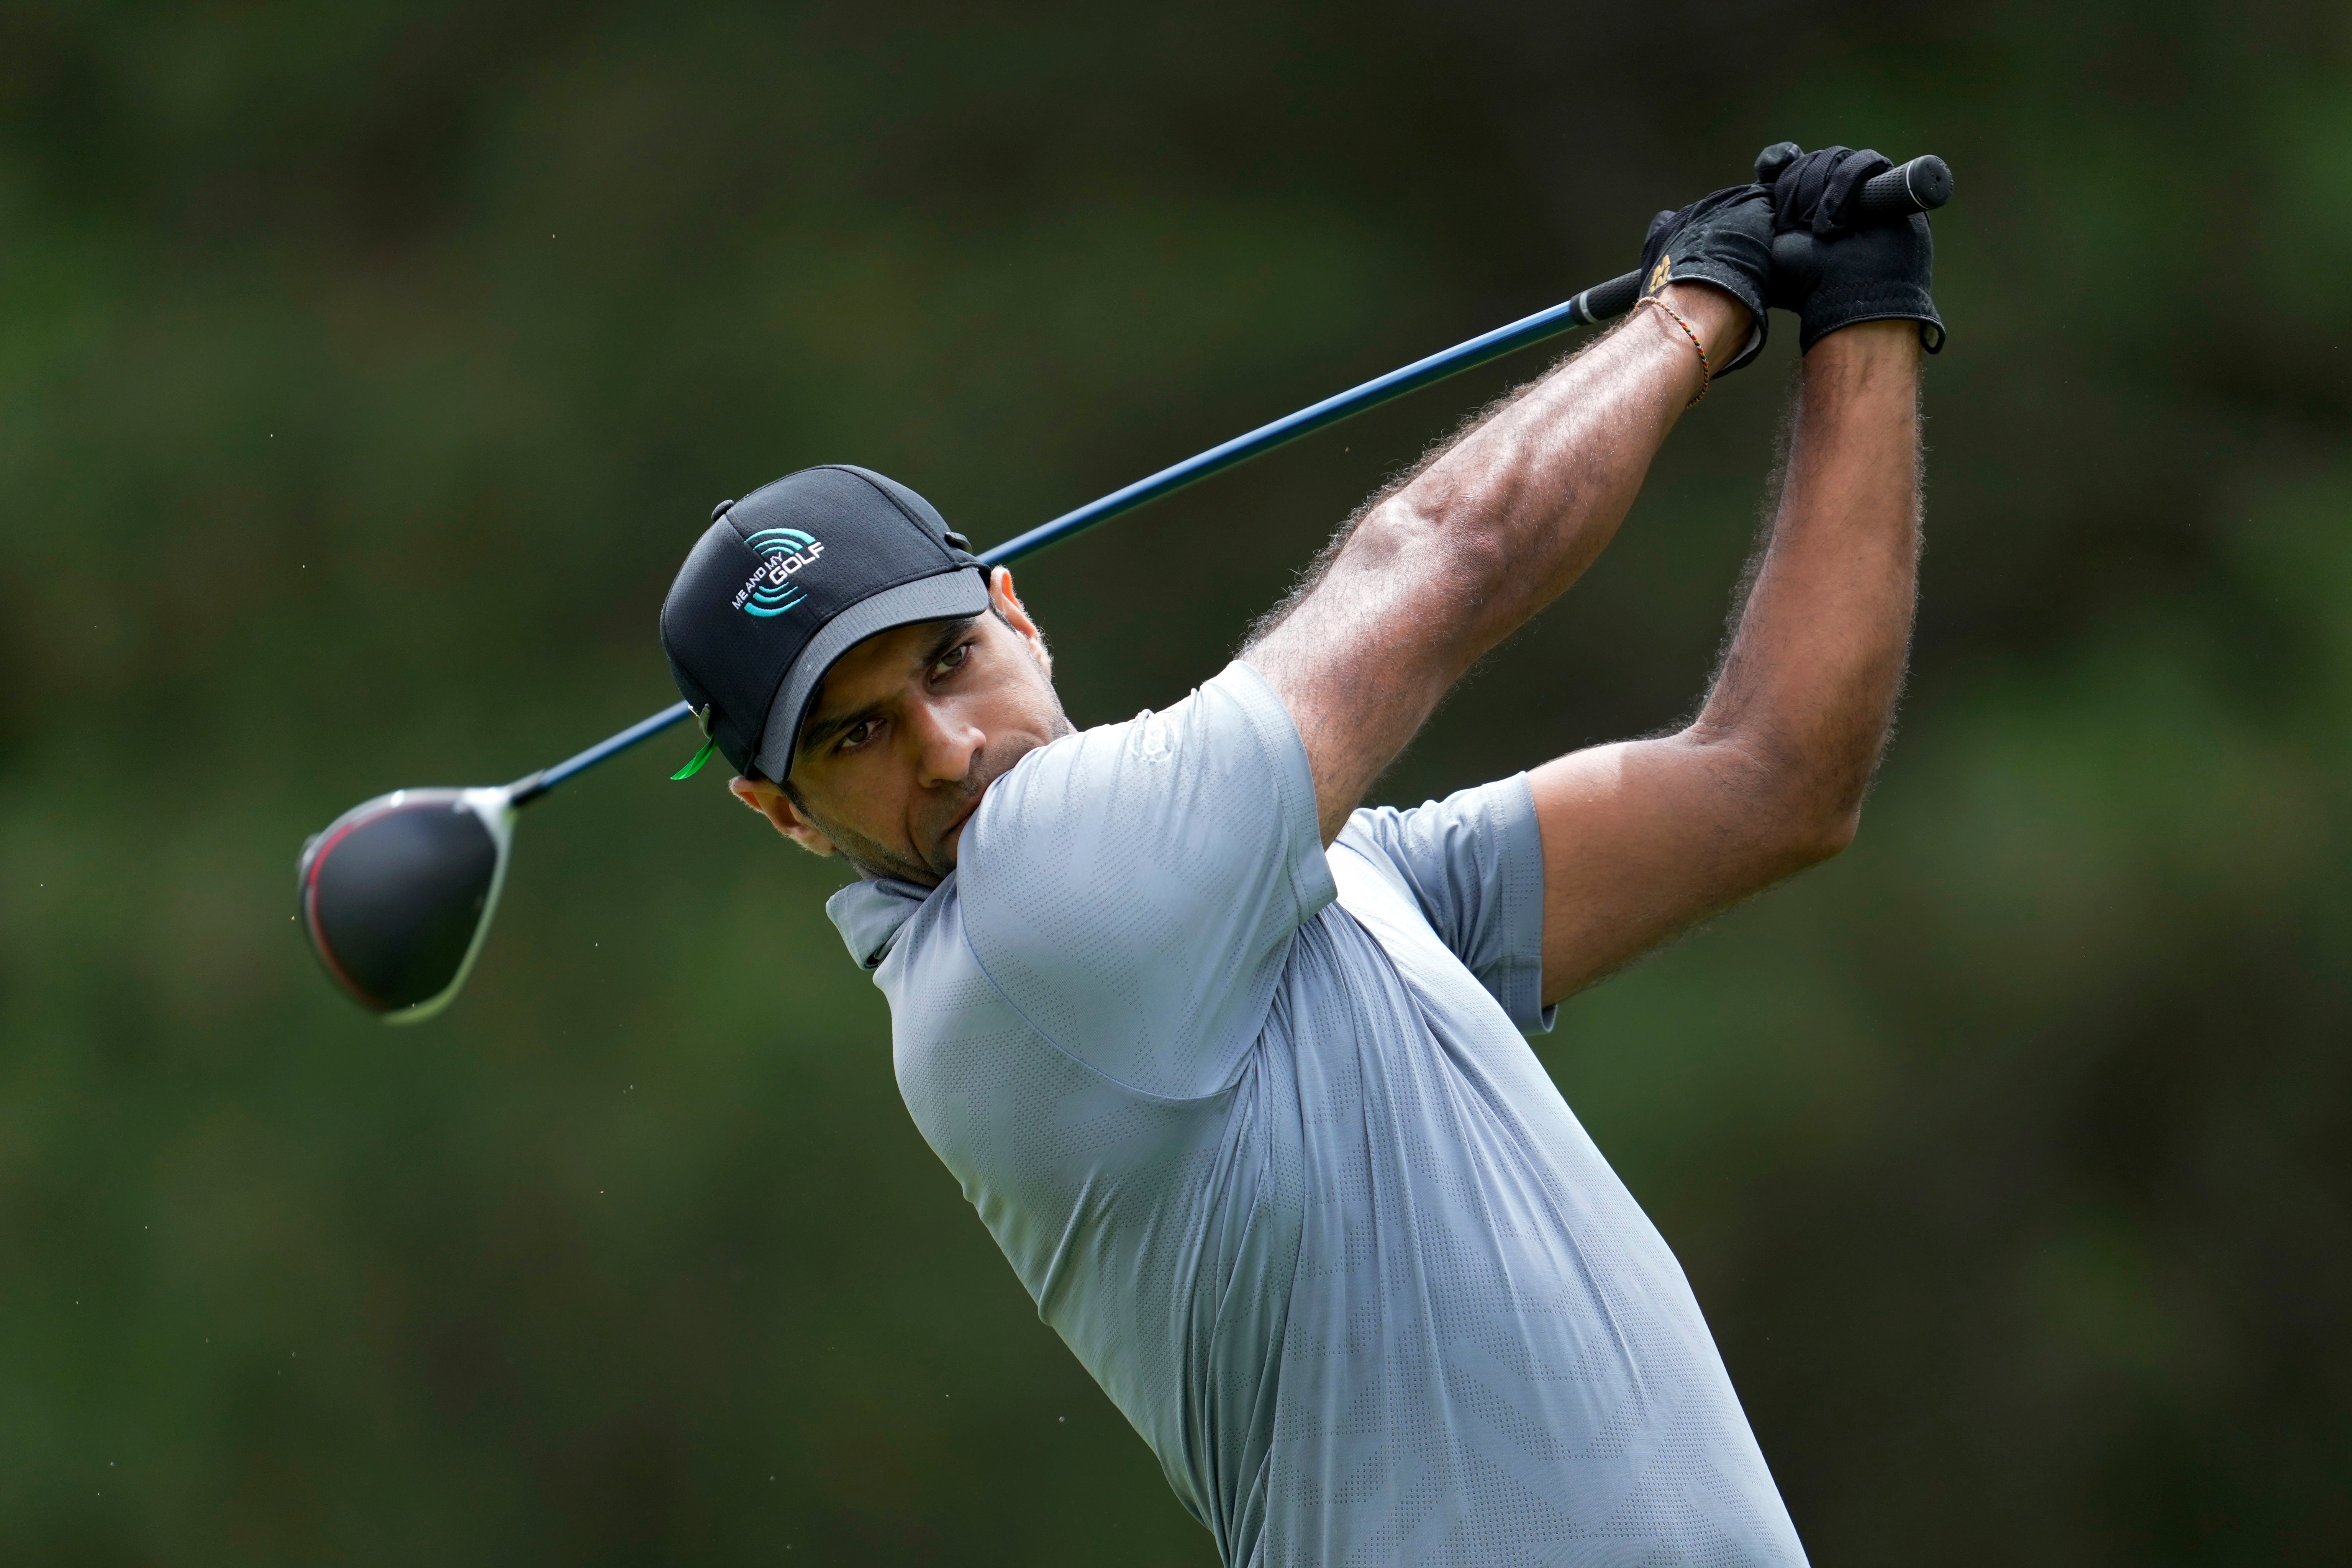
1, 2, 2346, 1562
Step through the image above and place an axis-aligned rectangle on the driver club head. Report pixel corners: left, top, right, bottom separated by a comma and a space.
297, 786, 517, 1024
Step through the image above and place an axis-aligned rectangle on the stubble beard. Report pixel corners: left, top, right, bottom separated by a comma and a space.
806, 717, 1074, 887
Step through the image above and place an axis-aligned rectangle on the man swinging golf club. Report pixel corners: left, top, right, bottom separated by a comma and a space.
659, 145, 1941, 1566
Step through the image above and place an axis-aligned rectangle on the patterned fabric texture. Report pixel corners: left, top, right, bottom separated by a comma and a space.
827, 662, 1807, 1567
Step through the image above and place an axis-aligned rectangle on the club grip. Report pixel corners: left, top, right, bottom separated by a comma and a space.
1854, 154, 1952, 223
1573, 269, 1645, 324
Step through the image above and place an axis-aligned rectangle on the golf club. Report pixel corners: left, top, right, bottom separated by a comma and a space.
298, 153, 1953, 1023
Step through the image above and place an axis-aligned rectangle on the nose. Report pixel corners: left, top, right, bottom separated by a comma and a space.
906, 694, 987, 790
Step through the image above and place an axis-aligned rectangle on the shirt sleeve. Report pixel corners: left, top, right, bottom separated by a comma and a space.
954, 660, 1337, 1099
1337, 773, 1554, 1033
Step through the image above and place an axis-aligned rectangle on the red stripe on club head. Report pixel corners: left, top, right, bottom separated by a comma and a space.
302, 811, 395, 1012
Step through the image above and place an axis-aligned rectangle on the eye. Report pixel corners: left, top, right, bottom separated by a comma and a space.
834, 718, 882, 754
932, 640, 974, 678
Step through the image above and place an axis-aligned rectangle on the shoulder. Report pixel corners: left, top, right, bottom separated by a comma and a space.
970, 662, 1313, 842
957, 660, 1332, 930
938, 661, 1337, 1100
1336, 773, 1541, 882
1329, 774, 1551, 1032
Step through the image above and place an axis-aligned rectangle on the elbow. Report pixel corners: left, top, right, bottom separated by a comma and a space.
1708, 736, 1868, 872
1785, 804, 1862, 868
1682, 721, 1878, 876
1743, 755, 1867, 868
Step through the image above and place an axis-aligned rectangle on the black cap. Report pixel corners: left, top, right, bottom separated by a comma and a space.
660, 465, 988, 782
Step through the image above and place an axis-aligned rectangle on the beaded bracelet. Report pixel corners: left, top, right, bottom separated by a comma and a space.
1637, 293, 1711, 405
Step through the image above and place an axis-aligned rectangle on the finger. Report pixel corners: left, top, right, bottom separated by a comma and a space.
1780, 146, 1847, 234
1754, 141, 1803, 185
1816, 148, 1894, 236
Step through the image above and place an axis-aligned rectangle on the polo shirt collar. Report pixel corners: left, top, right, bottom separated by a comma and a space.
826, 875, 936, 970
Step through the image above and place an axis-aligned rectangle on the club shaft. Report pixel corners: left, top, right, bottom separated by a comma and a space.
509, 700, 698, 803
980, 281, 1631, 566
515, 271, 1643, 802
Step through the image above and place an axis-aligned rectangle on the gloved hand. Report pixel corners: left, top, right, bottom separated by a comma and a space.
1635, 183, 1773, 375
1756, 142, 1895, 236
1754, 143, 1945, 354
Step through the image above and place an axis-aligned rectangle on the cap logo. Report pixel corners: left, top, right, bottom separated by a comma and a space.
733, 528, 827, 618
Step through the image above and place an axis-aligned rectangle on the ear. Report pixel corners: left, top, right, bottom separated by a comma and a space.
989, 566, 1052, 680
728, 774, 838, 857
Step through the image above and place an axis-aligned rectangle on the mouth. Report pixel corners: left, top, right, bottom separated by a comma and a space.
928, 792, 985, 867
926, 732, 1050, 872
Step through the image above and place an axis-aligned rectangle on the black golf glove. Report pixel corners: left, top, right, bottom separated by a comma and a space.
1755, 143, 1945, 354
1635, 183, 1773, 376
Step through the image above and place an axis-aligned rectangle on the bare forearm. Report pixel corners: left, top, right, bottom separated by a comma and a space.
1246, 249, 1916, 1009
1696, 321, 1922, 846
1374, 289, 1737, 647
1526, 324, 1922, 1001
1251, 284, 1747, 839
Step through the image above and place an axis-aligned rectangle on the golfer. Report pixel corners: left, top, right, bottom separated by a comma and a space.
660, 148, 1940, 1566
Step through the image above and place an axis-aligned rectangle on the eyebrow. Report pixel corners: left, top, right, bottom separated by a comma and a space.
797, 614, 984, 759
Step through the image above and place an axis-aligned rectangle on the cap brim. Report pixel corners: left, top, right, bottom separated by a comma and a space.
755, 568, 992, 782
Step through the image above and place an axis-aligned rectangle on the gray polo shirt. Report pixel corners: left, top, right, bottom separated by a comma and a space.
828, 662, 1805, 1566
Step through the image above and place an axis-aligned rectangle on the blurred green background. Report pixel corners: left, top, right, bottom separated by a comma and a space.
2, 1, 2348, 1562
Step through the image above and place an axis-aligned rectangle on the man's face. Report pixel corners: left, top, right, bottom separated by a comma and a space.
730, 568, 1071, 885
